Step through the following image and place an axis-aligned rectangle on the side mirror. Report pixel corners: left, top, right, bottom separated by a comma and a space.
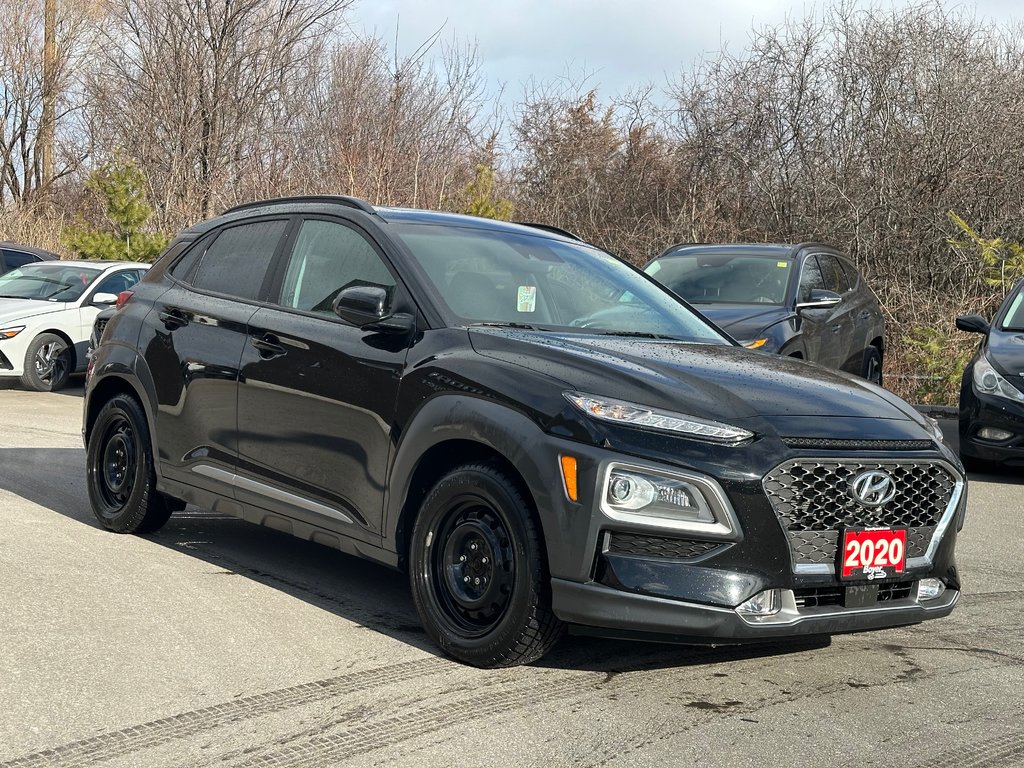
332, 285, 414, 334
92, 292, 119, 306
955, 314, 990, 335
796, 289, 842, 310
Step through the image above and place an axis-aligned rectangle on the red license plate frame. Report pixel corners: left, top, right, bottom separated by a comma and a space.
838, 527, 907, 581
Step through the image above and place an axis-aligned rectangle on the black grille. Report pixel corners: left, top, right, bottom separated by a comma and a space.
93, 317, 109, 344
781, 437, 934, 451
605, 532, 721, 560
794, 582, 916, 608
0, 349, 10, 370
763, 460, 958, 569
794, 586, 844, 608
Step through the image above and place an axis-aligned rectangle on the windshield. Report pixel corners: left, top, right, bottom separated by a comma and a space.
646, 254, 791, 305
1001, 285, 1024, 331
0, 263, 104, 302
390, 223, 729, 343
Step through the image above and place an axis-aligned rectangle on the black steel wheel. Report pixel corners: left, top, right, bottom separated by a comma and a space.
86, 394, 176, 534
21, 332, 71, 391
409, 463, 564, 667
861, 346, 883, 387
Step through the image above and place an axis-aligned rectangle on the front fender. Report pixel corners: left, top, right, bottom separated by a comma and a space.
384, 394, 583, 578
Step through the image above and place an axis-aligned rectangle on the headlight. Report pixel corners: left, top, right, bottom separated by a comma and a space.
564, 391, 754, 444
0, 325, 25, 340
601, 463, 740, 536
973, 355, 1024, 404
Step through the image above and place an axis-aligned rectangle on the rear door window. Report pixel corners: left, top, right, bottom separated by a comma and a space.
191, 220, 287, 300
3, 250, 38, 270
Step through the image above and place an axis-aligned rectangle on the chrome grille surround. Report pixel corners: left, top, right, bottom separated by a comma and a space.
763, 458, 964, 575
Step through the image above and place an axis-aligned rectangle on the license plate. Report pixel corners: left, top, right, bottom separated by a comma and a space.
839, 527, 907, 580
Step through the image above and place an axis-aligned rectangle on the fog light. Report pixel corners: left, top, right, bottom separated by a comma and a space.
917, 578, 946, 601
736, 589, 782, 616
978, 427, 1013, 442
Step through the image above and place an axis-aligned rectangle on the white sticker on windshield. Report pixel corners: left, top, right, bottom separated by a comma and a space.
517, 286, 537, 313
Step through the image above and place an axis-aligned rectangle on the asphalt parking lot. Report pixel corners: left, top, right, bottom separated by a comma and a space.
1, 382, 1022, 768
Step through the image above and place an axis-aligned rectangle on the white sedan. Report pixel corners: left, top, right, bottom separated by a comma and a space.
0, 260, 149, 391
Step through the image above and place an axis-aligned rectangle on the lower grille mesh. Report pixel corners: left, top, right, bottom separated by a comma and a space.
605, 532, 721, 560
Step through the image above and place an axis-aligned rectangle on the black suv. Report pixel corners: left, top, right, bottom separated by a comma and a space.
645, 244, 886, 384
83, 197, 964, 667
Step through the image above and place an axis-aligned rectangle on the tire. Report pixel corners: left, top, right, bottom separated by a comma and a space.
861, 346, 883, 387
21, 332, 72, 391
409, 463, 564, 668
86, 394, 176, 534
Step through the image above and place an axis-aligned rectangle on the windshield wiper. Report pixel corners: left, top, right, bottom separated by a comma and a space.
595, 330, 682, 340
469, 321, 541, 331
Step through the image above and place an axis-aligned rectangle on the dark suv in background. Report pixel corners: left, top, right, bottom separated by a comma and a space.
84, 197, 962, 667
0, 241, 59, 274
645, 244, 886, 384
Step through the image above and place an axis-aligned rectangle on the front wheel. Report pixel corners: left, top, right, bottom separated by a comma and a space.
861, 346, 883, 387
21, 332, 71, 391
409, 464, 564, 667
86, 394, 176, 534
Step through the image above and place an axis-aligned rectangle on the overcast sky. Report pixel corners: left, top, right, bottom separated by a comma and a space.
346, 0, 1022, 101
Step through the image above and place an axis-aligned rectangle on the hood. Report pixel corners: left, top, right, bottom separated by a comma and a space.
988, 329, 1024, 375
0, 298, 70, 325
691, 304, 792, 340
469, 328, 930, 440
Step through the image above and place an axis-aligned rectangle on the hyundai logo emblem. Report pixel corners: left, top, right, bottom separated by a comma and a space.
849, 470, 897, 507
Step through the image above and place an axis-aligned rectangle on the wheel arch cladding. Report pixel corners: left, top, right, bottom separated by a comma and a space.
388, 395, 557, 571
85, 354, 158, 452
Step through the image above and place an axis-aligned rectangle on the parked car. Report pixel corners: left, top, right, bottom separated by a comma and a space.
644, 244, 886, 384
0, 241, 59, 274
0, 260, 149, 390
956, 277, 1024, 469
84, 197, 963, 667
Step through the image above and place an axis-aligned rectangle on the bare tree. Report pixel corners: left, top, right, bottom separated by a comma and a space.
89, 0, 350, 228
0, 0, 98, 207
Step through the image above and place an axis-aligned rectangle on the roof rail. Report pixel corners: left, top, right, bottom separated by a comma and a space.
514, 221, 585, 242
656, 242, 709, 257
222, 195, 377, 216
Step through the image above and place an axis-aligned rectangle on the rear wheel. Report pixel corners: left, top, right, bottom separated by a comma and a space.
86, 394, 178, 534
409, 464, 564, 667
21, 332, 71, 391
861, 346, 883, 386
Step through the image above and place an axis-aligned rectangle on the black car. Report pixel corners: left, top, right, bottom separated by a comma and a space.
83, 197, 963, 667
644, 244, 886, 384
956, 277, 1024, 469
0, 241, 59, 274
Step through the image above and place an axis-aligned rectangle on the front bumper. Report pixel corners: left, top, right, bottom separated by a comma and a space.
959, 387, 1024, 466
552, 578, 959, 641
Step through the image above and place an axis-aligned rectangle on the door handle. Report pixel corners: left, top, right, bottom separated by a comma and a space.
250, 334, 286, 359
158, 310, 188, 329
831, 324, 842, 333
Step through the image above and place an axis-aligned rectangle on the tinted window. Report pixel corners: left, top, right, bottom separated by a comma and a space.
277, 219, 395, 315
816, 254, 850, 293
798, 256, 826, 302
192, 221, 286, 300
3, 250, 37, 269
836, 257, 860, 290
